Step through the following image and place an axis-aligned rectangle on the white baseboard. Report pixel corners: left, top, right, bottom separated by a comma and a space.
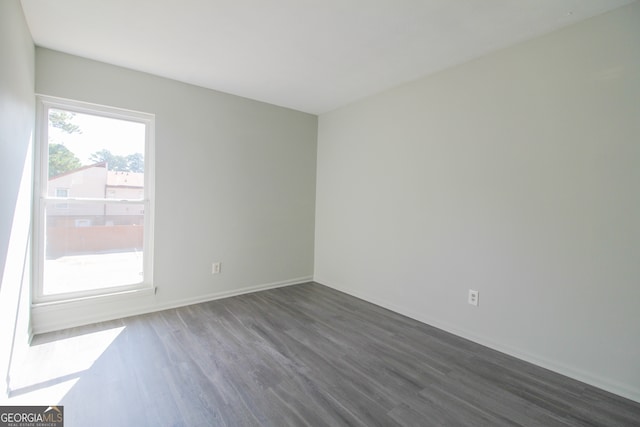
150, 276, 313, 314
314, 277, 640, 404
31, 276, 312, 336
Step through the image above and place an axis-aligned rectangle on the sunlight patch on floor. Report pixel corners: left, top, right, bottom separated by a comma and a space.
0, 378, 79, 406
3, 326, 125, 405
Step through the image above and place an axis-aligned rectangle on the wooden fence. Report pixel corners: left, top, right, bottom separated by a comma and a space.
47, 225, 143, 258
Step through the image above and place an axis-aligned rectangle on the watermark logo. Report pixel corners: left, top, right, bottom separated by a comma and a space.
0, 406, 63, 427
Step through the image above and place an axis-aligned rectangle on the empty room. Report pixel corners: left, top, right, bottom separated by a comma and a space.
1, 0, 639, 425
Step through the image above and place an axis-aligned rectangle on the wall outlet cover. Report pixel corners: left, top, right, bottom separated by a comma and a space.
468, 289, 479, 306
212, 262, 222, 274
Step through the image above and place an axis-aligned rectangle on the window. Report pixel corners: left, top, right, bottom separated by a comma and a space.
74, 219, 92, 228
54, 188, 69, 209
34, 96, 155, 303
55, 188, 69, 197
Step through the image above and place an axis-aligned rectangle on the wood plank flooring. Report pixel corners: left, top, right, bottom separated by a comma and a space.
13, 283, 640, 426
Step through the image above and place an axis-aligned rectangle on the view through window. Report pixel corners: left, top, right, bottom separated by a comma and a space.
35, 98, 154, 301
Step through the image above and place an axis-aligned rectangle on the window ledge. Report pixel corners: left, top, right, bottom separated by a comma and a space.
32, 286, 156, 308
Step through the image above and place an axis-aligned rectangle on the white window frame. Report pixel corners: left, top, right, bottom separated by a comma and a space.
54, 188, 69, 209
33, 95, 155, 304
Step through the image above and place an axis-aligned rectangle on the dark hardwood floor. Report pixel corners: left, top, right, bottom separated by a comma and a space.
15, 282, 640, 426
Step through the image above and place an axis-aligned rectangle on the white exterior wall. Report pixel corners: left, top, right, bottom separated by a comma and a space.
48, 165, 107, 217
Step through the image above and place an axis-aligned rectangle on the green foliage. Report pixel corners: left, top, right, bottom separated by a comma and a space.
49, 110, 82, 134
90, 149, 144, 173
49, 144, 82, 177
125, 153, 145, 173
48, 110, 83, 177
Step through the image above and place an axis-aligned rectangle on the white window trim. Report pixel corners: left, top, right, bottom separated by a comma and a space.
33, 95, 156, 305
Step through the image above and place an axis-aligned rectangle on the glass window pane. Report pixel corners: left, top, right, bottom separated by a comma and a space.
47, 109, 145, 195
43, 201, 145, 296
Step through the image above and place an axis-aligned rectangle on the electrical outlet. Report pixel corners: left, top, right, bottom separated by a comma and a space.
468, 289, 479, 306
212, 262, 222, 274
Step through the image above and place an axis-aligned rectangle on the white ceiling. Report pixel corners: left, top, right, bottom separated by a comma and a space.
20, 0, 635, 114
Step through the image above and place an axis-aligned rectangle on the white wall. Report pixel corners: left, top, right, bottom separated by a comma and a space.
33, 48, 317, 333
315, 3, 640, 402
0, 0, 35, 396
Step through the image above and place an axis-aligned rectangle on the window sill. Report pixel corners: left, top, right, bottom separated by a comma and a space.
32, 286, 156, 308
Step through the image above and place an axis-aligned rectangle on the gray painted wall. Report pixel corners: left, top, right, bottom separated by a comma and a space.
0, 0, 35, 395
315, 3, 640, 401
33, 48, 318, 332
